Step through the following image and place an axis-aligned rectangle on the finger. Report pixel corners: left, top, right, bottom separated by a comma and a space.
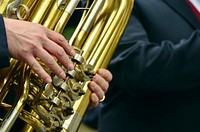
45, 29, 76, 56
97, 69, 113, 82
26, 55, 52, 83
44, 42, 74, 71
88, 81, 104, 100
92, 74, 109, 92
35, 49, 66, 79
88, 93, 99, 109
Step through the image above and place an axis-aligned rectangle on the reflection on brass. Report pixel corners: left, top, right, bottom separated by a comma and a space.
0, 0, 133, 131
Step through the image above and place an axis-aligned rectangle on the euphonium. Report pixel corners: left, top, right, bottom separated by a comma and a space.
0, 0, 133, 131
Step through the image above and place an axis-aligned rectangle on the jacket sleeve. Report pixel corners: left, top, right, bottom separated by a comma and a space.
108, 12, 200, 95
0, 14, 10, 68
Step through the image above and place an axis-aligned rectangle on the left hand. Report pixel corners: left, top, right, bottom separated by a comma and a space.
88, 68, 112, 108
4, 18, 75, 83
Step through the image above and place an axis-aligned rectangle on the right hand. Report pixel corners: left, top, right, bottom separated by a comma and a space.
4, 18, 76, 83
88, 69, 113, 108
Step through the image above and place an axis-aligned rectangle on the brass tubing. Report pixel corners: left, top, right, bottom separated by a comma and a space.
88, 1, 128, 69
0, 61, 23, 102
43, 0, 68, 30
63, 0, 133, 131
0, 0, 12, 15
93, 0, 133, 69
28, 0, 54, 23
70, 0, 105, 48
19, 0, 38, 19
100, 1, 133, 68
0, 59, 18, 91
82, 0, 116, 61
0, 64, 30, 131
0, 0, 133, 131
20, 110, 46, 132
54, 0, 81, 33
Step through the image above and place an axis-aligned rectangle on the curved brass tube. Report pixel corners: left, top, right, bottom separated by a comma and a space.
0, 0, 133, 131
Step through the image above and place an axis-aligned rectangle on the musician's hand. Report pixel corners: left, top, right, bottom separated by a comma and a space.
4, 18, 76, 83
88, 69, 112, 108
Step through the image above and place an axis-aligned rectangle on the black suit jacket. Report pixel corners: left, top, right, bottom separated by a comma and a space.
99, 0, 200, 132
0, 14, 10, 68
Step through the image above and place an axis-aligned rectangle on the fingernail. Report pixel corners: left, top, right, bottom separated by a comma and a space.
90, 81, 96, 88
93, 75, 98, 80
68, 64, 74, 71
60, 72, 66, 78
71, 50, 76, 56
45, 77, 52, 83
98, 69, 104, 76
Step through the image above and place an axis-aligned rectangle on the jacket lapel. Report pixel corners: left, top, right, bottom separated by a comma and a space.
163, 0, 200, 29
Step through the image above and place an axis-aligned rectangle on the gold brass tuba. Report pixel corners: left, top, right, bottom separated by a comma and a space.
0, 0, 133, 131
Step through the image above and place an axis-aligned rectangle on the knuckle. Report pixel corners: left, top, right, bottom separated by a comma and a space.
105, 70, 113, 82
58, 35, 66, 43
46, 57, 55, 66
30, 62, 48, 81
57, 47, 65, 56
21, 48, 29, 54
31, 63, 40, 73
34, 33, 45, 42
89, 81, 97, 91
18, 49, 30, 60
37, 24, 45, 31
92, 81, 97, 89
30, 43, 40, 50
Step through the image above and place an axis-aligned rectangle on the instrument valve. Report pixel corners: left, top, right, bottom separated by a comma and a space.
51, 97, 61, 106
60, 82, 69, 92
53, 75, 64, 87
71, 53, 85, 65
63, 107, 74, 116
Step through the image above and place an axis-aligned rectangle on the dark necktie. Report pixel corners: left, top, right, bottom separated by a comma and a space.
186, 0, 200, 22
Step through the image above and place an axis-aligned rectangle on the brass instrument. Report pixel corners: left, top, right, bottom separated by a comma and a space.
0, 0, 133, 131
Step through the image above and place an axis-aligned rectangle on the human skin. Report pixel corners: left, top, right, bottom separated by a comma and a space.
4, 18, 75, 83
3, 18, 112, 108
